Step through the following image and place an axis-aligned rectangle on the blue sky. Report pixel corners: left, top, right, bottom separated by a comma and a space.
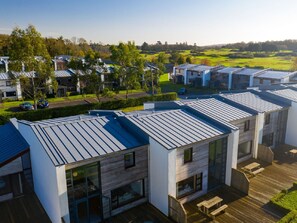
1, 0, 297, 45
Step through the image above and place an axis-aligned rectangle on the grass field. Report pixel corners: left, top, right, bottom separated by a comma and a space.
143, 48, 295, 71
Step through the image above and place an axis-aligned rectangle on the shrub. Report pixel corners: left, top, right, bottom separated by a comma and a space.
278, 210, 297, 223
0, 93, 177, 125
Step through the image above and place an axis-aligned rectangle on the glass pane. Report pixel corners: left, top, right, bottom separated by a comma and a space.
177, 176, 195, 198
184, 148, 192, 163
124, 153, 135, 168
111, 180, 144, 209
0, 176, 11, 195
238, 141, 252, 158
77, 201, 88, 223
86, 165, 99, 194
88, 196, 101, 222
72, 167, 87, 200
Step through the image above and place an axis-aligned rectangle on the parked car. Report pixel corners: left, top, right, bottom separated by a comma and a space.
178, 87, 187, 95
37, 99, 49, 109
19, 102, 34, 111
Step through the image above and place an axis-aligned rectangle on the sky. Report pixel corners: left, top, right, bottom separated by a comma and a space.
1, 0, 297, 46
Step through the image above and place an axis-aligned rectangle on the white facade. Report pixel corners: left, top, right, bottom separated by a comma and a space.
0, 78, 22, 100
285, 101, 297, 146
18, 122, 69, 223
149, 137, 176, 216
225, 129, 239, 186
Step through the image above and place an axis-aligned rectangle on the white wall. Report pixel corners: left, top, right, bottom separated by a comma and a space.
149, 138, 176, 216
253, 113, 263, 158
226, 129, 239, 186
144, 102, 155, 110
285, 101, 297, 146
183, 69, 188, 85
228, 72, 232, 90
202, 71, 211, 87
18, 123, 67, 223
0, 157, 23, 177
249, 76, 254, 87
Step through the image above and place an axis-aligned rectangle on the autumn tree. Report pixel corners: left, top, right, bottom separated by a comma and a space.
110, 42, 144, 99
8, 25, 57, 109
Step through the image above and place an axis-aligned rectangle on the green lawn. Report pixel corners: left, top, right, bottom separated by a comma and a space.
273, 189, 297, 211
121, 105, 144, 112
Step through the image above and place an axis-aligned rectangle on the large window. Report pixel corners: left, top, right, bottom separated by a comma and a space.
184, 148, 193, 164
238, 141, 252, 158
0, 176, 11, 196
6, 91, 16, 97
111, 179, 144, 209
124, 152, 135, 169
176, 173, 203, 199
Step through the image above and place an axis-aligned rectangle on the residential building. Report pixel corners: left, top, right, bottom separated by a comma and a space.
0, 72, 22, 100
210, 67, 243, 90
253, 70, 297, 87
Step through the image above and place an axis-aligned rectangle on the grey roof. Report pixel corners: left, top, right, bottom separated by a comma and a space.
267, 89, 297, 102
54, 70, 74, 78
188, 65, 213, 72
26, 115, 145, 166
0, 122, 29, 167
125, 109, 226, 150
0, 73, 9, 80
221, 92, 283, 112
175, 64, 197, 70
179, 98, 253, 122
14, 71, 36, 78
234, 68, 263, 76
217, 67, 242, 74
255, 70, 295, 80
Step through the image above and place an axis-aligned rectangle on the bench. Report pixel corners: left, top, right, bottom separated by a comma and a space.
252, 167, 264, 175
209, 204, 228, 219
197, 201, 206, 211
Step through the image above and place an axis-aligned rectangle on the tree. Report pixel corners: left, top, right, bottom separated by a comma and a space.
186, 56, 192, 64
8, 25, 56, 109
81, 70, 103, 102
110, 42, 144, 99
292, 57, 297, 71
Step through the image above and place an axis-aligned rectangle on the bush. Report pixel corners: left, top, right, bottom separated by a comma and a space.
278, 210, 297, 223
0, 93, 177, 125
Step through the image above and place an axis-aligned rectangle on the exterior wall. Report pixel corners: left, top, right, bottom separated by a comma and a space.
231, 117, 256, 163
18, 123, 65, 223
100, 146, 149, 216
256, 113, 265, 145
226, 129, 239, 186
286, 102, 297, 146
149, 138, 176, 216
275, 109, 288, 146
0, 157, 23, 177
232, 74, 250, 90
263, 111, 279, 148
202, 71, 211, 87
0, 79, 21, 100
176, 141, 209, 204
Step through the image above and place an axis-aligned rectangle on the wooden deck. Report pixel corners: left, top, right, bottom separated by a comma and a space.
0, 193, 51, 223
184, 144, 297, 223
105, 203, 174, 223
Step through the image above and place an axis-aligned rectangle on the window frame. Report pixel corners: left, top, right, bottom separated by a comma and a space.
111, 179, 145, 209
176, 173, 203, 199
244, 120, 250, 132
6, 81, 12, 86
124, 152, 135, 169
184, 147, 193, 164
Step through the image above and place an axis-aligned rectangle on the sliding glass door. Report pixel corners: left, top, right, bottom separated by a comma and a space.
208, 137, 227, 190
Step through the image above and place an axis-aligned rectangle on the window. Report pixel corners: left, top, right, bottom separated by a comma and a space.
238, 141, 252, 158
265, 114, 271, 125
176, 173, 203, 199
0, 176, 11, 196
124, 152, 135, 169
184, 148, 193, 163
6, 91, 16, 97
244, 120, 250, 132
6, 81, 11, 86
111, 179, 144, 209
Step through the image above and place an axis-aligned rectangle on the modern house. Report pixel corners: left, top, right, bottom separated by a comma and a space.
253, 70, 297, 87
0, 121, 32, 202
54, 69, 81, 96
221, 91, 289, 148
123, 108, 239, 215
0, 72, 22, 100
231, 68, 267, 90
17, 114, 148, 223
210, 67, 243, 90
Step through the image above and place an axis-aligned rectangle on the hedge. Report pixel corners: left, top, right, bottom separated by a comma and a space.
0, 92, 177, 125
278, 210, 297, 223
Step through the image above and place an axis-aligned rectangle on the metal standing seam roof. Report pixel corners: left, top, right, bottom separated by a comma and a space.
0, 122, 29, 167
54, 70, 74, 78
187, 65, 214, 72
175, 64, 197, 70
125, 109, 226, 150
0, 73, 9, 80
234, 68, 263, 76
217, 67, 242, 74
179, 98, 253, 122
267, 89, 297, 102
221, 92, 283, 113
255, 70, 295, 80
28, 116, 145, 166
